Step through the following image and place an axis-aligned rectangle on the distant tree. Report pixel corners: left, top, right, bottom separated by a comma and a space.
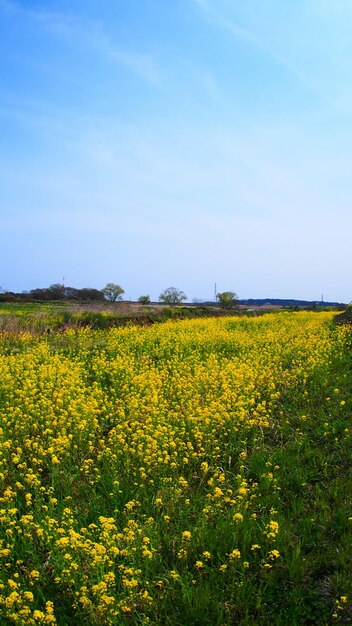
101, 283, 124, 302
29, 287, 51, 301
0, 291, 17, 302
138, 295, 151, 305
77, 288, 105, 301
62, 287, 79, 300
48, 283, 66, 300
217, 291, 239, 309
159, 287, 187, 305
28, 284, 66, 301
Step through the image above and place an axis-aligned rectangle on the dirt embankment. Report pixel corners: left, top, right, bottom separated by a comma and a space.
334, 307, 352, 325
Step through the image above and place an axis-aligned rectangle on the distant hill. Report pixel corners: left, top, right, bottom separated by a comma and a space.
195, 298, 346, 307
239, 298, 346, 307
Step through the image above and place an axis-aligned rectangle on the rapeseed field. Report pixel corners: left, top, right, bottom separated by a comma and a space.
0, 312, 351, 625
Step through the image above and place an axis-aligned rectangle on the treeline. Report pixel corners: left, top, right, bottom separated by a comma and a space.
0, 285, 347, 307
0, 283, 105, 302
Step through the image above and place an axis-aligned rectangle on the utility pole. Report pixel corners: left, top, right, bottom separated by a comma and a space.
214, 282, 217, 302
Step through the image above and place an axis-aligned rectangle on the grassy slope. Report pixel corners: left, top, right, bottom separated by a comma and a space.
157, 319, 352, 625
242, 328, 352, 625
0, 302, 238, 334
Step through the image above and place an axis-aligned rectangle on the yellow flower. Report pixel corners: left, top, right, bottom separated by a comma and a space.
33, 610, 46, 620
268, 549, 280, 560
23, 591, 34, 602
229, 549, 241, 560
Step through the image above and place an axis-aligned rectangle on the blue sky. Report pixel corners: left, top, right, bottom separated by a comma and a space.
1, 0, 351, 302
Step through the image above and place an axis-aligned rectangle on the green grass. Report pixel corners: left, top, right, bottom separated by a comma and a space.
0, 314, 351, 624
0, 301, 239, 335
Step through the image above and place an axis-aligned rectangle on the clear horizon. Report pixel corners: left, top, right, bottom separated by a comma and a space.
1, 0, 351, 303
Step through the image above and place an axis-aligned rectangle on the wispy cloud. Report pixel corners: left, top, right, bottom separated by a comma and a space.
0, 0, 161, 86
92, 31, 161, 86
193, 0, 209, 9
0, 0, 17, 13
191, 0, 346, 111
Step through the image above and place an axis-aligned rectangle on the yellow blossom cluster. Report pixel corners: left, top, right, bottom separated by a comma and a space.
0, 311, 347, 623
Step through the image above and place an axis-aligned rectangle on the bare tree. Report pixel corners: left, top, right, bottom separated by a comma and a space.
101, 283, 125, 302
217, 291, 239, 309
159, 287, 187, 305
